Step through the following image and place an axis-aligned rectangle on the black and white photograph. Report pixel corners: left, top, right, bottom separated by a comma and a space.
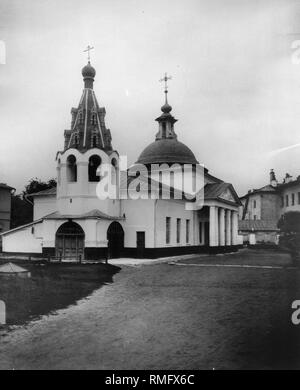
0, 0, 300, 374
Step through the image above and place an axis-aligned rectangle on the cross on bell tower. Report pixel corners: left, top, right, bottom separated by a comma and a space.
159, 72, 172, 104
84, 45, 94, 62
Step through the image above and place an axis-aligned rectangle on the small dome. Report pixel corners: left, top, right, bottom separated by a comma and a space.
82, 62, 96, 78
136, 139, 198, 165
161, 102, 172, 113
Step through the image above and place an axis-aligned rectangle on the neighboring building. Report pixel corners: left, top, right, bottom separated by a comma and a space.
279, 174, 300, 215
0, 183, 15, 249
0, 62, 242, 260
0, 183, 15, 233
239, 169, 300, 244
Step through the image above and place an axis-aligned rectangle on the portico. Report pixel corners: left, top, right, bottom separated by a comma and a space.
209, 205, 238, 247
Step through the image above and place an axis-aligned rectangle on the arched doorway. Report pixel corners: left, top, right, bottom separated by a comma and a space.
55, 221, 85, 261
107, 221, 124, 259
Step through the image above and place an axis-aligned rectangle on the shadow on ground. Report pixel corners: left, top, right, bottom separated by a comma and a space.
0, 262, 120, 326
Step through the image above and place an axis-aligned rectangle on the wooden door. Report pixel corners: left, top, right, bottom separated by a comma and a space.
136, 232, 145, 258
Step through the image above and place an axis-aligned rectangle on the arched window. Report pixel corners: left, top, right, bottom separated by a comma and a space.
88, 155, 101, 182
67, 155, 77, 182
162, 122, 167, 138
91, 134, 98, 148
111, 158, 119, 196
74, 134, 79, 148
91, 113, 97, 125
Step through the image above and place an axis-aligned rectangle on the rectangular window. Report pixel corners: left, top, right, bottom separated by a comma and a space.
254, 215, 257, 220
286, 195, 289, 207
298, 192, 300, 205
292, 193, 295, 206
176, 218, 181, 244
186, 219, 190, 244
166, 217, 171, 244
199, 222, 202, 244
281, 196, 284, 207
253, 200, 256, 208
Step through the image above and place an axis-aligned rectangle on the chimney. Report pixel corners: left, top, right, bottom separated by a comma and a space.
284, 173, 292, 184
270, 169, 277, 187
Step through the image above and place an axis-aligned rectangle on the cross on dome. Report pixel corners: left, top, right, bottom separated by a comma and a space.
83, 45, 94, 62
159, 72, 172, 104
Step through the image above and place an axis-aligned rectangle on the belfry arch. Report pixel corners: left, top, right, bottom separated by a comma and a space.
66, 155, 77, 182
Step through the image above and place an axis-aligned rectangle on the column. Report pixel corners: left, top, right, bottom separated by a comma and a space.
77, 161, 89, 195
219, 208, 225, 246
231, 211, 238, 246
209, 206, 218, 246
59, 163, 68, 197
225, 209, 231, 246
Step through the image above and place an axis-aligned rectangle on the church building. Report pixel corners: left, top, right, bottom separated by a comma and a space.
1, 61, 242, 260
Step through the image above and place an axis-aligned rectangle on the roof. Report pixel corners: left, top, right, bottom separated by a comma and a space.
136, 138, 199, 165
204, 182, 242, 206
27, 187, 57, 197
44, 209, 124, 221
0, 219, 44, 236
0, 183, 15, 192
240, 184, 278, 200
238, 219, 279, 232
278, 177, 300, 190
0, 209, 124, 236
0, 262, 29, 274
63, 62, 113, 153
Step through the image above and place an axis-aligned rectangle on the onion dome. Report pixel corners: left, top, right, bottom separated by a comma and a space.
136, 81, 198, 165
137, 139, 198, 165
82, 61, 96, 78
82, 61, 96, 89
161, 102, 172, 113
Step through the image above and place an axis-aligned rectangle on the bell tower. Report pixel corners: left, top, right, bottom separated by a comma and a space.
63, 61, 113, 152
56, 59, 120, 217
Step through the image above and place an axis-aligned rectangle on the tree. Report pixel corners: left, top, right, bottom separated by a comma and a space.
10, 195, 33, 229
10, 178, 57, 229
23, 178, 57, 197
278, 211, 300, 260
278, 211, 300, 234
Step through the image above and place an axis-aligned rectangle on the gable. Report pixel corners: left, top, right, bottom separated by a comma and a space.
218, 187, 236, 203
204, 182, 242, 205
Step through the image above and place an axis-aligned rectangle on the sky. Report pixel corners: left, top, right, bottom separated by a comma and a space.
0, 0, 300, 195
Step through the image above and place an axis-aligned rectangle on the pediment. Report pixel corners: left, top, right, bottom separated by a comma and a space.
219, 187, 237, 203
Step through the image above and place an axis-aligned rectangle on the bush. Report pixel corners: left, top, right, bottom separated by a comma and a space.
278, 212, 300, 258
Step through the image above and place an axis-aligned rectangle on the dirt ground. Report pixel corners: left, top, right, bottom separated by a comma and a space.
0, 249, 300, 370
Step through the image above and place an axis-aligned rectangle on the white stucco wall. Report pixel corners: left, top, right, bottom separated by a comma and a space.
57, 148, 121, 217
122, 199, 155, 248
281, 184, 300, 215
155, 199, 196, 247
2, 222, 43, 253
34, 195, 57, 220
42, 218, 118, 249
244, 194, 261, 220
